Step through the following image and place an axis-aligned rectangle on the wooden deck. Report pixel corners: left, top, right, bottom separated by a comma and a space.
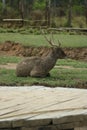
0, 86, 87, 130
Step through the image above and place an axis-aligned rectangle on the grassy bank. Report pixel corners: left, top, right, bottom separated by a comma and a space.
0, 33, 87, 48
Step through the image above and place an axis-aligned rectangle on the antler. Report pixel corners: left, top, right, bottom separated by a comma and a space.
41, 30, 61, 47
41, 30, 55, 47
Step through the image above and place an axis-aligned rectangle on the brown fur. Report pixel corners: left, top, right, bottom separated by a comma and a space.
16, 47, 66, 77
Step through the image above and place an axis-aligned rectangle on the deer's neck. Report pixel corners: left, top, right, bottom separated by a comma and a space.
42, 51, 57, 72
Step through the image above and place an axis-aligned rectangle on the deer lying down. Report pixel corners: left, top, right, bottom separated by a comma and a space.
16, 34, 66, 77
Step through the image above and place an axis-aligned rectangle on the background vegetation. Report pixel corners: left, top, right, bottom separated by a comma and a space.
0, 0, 87, 27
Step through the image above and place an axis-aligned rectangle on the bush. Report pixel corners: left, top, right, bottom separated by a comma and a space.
72, 5, 85, 16
33, 0, 45, 10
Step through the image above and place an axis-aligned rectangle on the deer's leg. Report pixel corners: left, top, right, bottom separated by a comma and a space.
30, 70, 47, 78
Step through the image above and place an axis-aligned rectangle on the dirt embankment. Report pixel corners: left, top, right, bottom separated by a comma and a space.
0, 41, 87, 61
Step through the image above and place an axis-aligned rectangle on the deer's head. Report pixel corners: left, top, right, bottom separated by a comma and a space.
42, 30, 66, 59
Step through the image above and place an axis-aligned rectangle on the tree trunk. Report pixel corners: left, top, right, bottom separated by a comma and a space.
67, 0, 72, 27
2, 0, 6, 10
19, 0, 25, 26
2, 0, 6, 17
45, 0, 51, 27
84, 0, 87, 25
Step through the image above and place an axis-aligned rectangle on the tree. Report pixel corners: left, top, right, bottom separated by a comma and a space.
33, 0, 46, 10
67, 0, 72, 27
45, 0, 51, 26
2, 0, 5, 9
84, 0, 87, 25
19, 0, 25, 25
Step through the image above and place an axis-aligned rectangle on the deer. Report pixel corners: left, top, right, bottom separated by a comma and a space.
16, 32, 66, 77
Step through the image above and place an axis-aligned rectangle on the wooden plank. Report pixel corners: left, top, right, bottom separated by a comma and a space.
0, 95, 86, 120
0, 86, 87, 129
0, 87, 87, 116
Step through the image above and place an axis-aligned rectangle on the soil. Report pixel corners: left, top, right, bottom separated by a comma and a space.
0, 63, 17, 70
0, 41, 87, 61
1, 63, 87, 70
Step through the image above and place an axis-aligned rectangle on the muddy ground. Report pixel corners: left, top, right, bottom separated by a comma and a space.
0, 41, 87, 61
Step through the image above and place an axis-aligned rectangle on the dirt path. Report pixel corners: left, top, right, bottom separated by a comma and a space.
0, 63, 17, 70
0, 63, 87, 70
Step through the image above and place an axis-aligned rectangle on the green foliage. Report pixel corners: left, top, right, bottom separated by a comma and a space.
72, 0, 84, 5
0, 0, 86, 27
33, 0, 46, 10
72, 16, 86, 28
72, 5, 85, 15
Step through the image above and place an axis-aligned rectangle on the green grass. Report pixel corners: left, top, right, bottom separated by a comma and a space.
0, 56, 87, 69
57, 59, 87, 68
0, 56, 22, 64
0, 56, 87, 88
0, 33, 87, 47
0, 67, 87, 88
